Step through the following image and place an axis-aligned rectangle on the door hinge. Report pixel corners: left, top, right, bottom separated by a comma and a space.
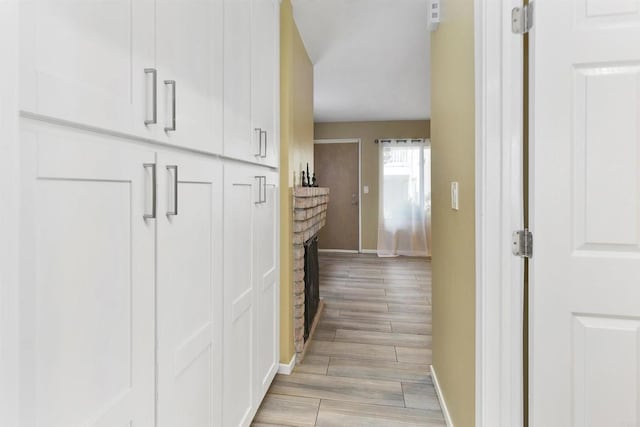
512, 229, 533, 258
512, 2, 534, 34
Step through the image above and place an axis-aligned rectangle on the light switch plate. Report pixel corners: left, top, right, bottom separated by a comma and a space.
363, 185, 369, 194
451, 182, 459, 210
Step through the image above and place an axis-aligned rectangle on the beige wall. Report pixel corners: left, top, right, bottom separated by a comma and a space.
430, 0, 476, 426
314, 121, 430, 251
279, 0, 314, 364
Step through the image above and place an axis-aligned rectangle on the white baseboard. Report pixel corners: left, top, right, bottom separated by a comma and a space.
431, 365, 454, 427
278, 354, 296, 375
318, 249, 358, 254
360, 249, 378, 254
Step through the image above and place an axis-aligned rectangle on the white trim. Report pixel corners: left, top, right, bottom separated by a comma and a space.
378, 250, 429, 258
360, 249, 378, 254
318, 249, 359, 254
314, 138, 362, 252
313, 138, 358, 144
431, 365, 454, 427
0, 0, 20, 425
278, 354, 296, 375
474, 0, 524, 426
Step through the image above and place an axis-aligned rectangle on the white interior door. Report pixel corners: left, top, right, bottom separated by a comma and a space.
156, 153, 222, 426
19, 0, 155, 138
223, 163, 257, 427
254, 170, 279, 403
530, 1, 640, 425
19, 122, 155, 426
155, 0, 223, 153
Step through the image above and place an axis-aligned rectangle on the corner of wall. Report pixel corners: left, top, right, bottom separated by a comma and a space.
279, 0, 314, 364
430, 0, 477, 425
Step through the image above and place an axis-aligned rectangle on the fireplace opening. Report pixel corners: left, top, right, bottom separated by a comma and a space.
303, 235, 320, 342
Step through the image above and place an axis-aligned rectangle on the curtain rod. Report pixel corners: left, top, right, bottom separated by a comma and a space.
374, 138, 428, 144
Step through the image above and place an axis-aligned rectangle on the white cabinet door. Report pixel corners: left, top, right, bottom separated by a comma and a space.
253, 170, 279, 404
19, 122, 155, 427
251, 0, 279, 168
19, 0, 155, 139
223, 0, 279, 166
155, 0, 223, 154
156, 153, 223, 427
223, 0, 257, 163
223, 163, 259, 427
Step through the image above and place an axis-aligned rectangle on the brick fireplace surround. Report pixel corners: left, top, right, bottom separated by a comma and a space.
292, 187, 329, 362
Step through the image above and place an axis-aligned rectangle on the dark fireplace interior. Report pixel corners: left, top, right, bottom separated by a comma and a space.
303, 236, 320, 342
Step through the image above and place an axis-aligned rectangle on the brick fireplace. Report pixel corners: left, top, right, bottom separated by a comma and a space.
292, 187, 329, 361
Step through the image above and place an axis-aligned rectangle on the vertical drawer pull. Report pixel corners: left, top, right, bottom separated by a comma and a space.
167, 165, 178, 216
143, 163, 157, 219
254, 128, 263, 157
144, 68, 157, 125
164, 80, 176, 132
255, 176, 266, 204
261, 130, 268, 158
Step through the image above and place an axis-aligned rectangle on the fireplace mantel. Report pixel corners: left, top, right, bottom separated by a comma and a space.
292, 187, 329, 361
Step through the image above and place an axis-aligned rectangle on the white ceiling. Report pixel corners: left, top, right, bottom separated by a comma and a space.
291, 0, 431, 123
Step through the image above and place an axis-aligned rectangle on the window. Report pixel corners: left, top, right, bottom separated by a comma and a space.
377, 141, 431, 257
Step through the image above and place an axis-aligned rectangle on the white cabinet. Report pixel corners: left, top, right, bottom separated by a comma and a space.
19, 122, 156, 427
19, 0, 155, 138
251, 0, 279, 167
156, 154, 223, 426
223, 163, 257, 427
224, 0, 279, 167
18, 0, 280, 424
19, 122, 230, 426
223, 0, 254, 162
254, 170, 279, 402
21, 0, 277, 163
20, 0, 224, 155
223, 163, 279, 427
155, 0, 223, 153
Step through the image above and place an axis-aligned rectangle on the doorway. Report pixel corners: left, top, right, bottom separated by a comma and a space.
313, 139, 361, 252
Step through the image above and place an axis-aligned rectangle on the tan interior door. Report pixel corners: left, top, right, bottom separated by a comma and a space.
314, 142, 359, 251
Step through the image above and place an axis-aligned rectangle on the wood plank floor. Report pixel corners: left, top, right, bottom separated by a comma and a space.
253, 253, 444, 427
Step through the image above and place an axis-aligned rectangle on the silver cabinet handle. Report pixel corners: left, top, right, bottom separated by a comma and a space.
164, 80, 176, 132
254, 176, 261, 204
144, 69, 157, 125
254, 128, 263, 157
261, 130, 267, 158
143, 163, 157, 219
255, 176, 266, 204
262, 176, 267, 203
167, 165, 178, 216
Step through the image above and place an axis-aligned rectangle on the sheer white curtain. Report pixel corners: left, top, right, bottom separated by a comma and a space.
377, 140, 431, 257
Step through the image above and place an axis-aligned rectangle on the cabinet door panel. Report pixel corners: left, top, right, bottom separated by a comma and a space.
223, 163, 258, 427
19, 122, 155, 427
223, 0, 255, 162
20, 0, 155, 138
157, 154, 222, 427
254, 170, 279, 403
251, 0, 279, 167
156, 0, 223, 153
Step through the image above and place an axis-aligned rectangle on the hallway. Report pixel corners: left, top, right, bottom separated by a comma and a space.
253, 253, 444, 426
